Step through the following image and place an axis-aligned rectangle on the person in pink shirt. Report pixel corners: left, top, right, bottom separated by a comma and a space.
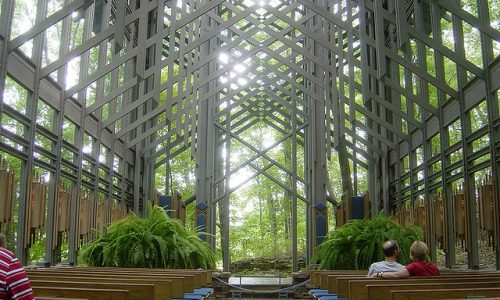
371, 240, 439, 279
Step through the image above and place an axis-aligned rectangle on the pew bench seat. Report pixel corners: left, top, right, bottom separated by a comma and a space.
31, 280, 154, 300
336, 273, 500, 299
391, 287, 500, 300
36, 298, 89, 300
28, 267, 214, 300
32, 286, 130, 300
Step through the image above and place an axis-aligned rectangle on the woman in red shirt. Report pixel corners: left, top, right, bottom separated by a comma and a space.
371, 240, 439, 278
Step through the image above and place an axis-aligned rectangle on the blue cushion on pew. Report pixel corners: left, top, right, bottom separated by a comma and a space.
310, 289, 328, 295
192, 292, 208, 296
312, 291, 335, 297
183, 293, 204, 300
309, 289, 326, 293
193, 288, 212, 296
319, 295, 338, 300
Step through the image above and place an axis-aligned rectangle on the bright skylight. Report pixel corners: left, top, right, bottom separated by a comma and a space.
256, 8, 267, 15
243, 0, 256, 6
234, 64, 247, 73
219, 53, 230, 64
237, 78, 248, 86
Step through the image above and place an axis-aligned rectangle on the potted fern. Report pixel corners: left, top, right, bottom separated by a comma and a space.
311, 213, 422, 269
79, 205, 215, 269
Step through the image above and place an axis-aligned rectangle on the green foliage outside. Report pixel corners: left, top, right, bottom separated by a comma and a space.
79, 205, 215, 269
28, 237, 69, 264
311, 214, 423, 270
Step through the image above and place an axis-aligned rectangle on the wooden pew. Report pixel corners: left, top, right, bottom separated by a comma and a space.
367, 281, 500, 300
28, 266, 213, 299
109, 267, 213, 286
37, 267, 201, 290
32, 286, 129, 300
317, 268, 469, 291
37, 298, 89, 300
335, 273, 500, 299
309, 270, 367, 288
326, 274, 367, 294
27, 270, 182, 299
31, 280, 154, 300
30, 278, 158, 300
315, 268, 495, 290
28, 274, 171, 300
348, 276, 500, 300
319, 271, 368, 290
73, 267, 211, 286
391, 287, 500, 299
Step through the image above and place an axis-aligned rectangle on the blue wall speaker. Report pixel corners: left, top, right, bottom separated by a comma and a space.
351, 196, 364, 220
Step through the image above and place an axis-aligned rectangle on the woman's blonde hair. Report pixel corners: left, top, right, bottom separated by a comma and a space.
410, 240, 428, 261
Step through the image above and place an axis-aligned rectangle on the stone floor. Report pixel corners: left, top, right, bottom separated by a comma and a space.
228, 276, 293, 286
215, 276, 304, 299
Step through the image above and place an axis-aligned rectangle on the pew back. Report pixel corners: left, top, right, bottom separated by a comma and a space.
368, 281, 500, 300
391, 287, 500, 300
337, 273, 500, 298
31, 280, 154, 300
27, 270, 184, 298
309, 270, 367, 288
32, 286, 130, 300
28, 274, 171, 300
28, 266, 213, 300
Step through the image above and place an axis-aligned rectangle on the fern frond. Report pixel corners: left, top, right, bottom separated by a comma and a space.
79, 205, 216, 269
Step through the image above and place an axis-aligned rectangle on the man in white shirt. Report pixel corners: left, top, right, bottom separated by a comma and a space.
367, 240, 404, 277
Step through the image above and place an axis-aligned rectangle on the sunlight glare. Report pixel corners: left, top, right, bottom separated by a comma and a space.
256, 52, 267, 59
270, 0, 281, 7
65, 56, 80, 90
243, 0, 255, 6
234, 64, 247, 73
43, 172, 51, 183
256, 8, 267, 15
218, 53, 229, 64
237, 78, 248, 86
262, 132, 277, 149
82, 145, 92, 154
229, 167, 254, 189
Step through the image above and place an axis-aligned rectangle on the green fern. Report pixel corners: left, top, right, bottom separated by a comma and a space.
311, 213, 423, 270
79, 205, 216, 269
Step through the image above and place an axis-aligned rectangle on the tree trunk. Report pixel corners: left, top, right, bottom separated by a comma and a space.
337, 138, 353, 196
283, 138, 292, 240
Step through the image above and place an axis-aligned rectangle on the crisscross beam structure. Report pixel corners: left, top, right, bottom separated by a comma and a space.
0, 0, 499, 271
